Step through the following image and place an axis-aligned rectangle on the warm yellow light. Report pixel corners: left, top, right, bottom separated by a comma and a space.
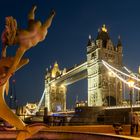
108, 71, 112, 76
51, 61, 60, 78
60, 84, 65, 88
26, 103, 37, 110
51, 73, 56, 78
101, 24, 107, 32
128, 79, 135, 88
108, 71, 115, 77
51, 83, 56, 87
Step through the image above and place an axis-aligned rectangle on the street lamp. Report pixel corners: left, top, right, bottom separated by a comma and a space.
128, 79, 135, 136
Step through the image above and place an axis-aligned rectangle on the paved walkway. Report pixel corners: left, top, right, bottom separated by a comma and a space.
48, 125, 140, 139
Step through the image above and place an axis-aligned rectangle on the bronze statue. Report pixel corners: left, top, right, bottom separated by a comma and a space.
0, 6, 55, 140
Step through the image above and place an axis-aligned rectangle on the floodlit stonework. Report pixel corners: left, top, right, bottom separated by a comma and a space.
87, 25, 123, 106
45, 62, 67, 112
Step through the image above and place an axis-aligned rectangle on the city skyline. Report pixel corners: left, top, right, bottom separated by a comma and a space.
0, 0, 140, 108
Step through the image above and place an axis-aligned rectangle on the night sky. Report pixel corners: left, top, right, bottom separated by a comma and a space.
0, 0, 140, 108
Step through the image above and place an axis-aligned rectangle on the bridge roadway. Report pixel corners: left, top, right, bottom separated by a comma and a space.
52, 105, 140, 114
49, 62, 87, 85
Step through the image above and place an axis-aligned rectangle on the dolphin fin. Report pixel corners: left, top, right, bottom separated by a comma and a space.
5, 80, 9, 95
17, 123, 48, 140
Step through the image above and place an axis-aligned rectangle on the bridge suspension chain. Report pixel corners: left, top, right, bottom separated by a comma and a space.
32, 90, 45, 114
102, 60, 140, 90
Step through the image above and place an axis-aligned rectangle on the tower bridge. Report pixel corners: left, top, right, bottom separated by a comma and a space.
23, 25, 140, 116
44, 25, 124, 112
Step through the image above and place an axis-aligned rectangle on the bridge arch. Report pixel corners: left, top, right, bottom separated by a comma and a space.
105, 96, 116, 106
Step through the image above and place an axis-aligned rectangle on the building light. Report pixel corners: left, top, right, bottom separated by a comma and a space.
51, 73, 56, 78
51, 83, 56, 87
128, 79, 135, 88
101, 24, 107, 32
108, 71, 115, 77
60, 84, 65, 88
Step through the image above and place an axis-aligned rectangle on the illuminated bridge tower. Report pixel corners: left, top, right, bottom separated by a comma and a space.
44, 62, 67, 112
87, 25, 123, 106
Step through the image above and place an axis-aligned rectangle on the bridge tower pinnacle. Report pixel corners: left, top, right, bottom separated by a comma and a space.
44, 62, 67, 112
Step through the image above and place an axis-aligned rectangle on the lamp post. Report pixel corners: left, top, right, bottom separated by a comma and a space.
128, 79, 135, 136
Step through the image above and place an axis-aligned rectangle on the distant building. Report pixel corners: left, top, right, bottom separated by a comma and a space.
76, 100, 88, 107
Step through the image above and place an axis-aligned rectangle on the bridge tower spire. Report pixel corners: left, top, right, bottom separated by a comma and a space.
44, 62, 67, 112
117, 35, 123, 65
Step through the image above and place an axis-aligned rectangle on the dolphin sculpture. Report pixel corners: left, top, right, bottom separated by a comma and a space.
0, 5, 55, 140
